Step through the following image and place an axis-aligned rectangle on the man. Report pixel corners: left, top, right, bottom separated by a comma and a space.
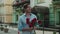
18, 3, 37, 34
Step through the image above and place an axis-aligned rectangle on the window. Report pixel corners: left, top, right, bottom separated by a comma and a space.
58, 12, 60, 25
0, 16, 5, 23
0, 16, 2, 22
37, 0, 44, 4
16, 15, 18, 21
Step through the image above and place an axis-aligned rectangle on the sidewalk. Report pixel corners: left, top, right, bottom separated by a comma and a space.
7, 26, 59, 34
7, 26, 18, 31
0, 24, 59, 34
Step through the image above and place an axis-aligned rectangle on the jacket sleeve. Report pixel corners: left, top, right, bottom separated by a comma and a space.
18, 17, 23, 31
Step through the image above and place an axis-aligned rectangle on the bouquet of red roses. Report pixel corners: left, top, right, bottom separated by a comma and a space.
26, 18, 37, 27
29, 18, 37, 27
26, 18, 42, 34
26, 18, 42, 27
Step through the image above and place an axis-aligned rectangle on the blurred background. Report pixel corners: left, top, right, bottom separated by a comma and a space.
0, 0, 60, 34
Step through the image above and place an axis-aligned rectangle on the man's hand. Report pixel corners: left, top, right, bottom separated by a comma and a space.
34, 26, 37, 30
22, 27, 33, 31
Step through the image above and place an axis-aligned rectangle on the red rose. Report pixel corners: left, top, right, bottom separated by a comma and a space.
26, 18, 30, 25
29, 18, 37, 27
29, 23, 33, 27
31, 18, 37, 25
38, 20, 42, 25
26, 18, 37, 28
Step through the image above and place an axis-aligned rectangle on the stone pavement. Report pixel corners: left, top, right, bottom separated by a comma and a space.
0, 29, 17, 34
0, 26, 18, 34
0, 26, 59, 34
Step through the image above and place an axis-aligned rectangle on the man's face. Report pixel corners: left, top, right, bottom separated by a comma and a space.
25, 5, 31, 13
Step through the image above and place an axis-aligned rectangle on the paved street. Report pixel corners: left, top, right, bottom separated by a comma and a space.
36, 30, 59, 34
0, 29, 59, 34
0, 26, 59, 34
0, 29, 17, 34
0, 29, 18, 34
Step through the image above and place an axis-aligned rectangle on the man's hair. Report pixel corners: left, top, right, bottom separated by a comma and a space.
23, 3, 30, 13
23, 3, 30, 9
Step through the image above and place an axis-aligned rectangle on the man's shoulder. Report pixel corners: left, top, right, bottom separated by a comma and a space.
31, 13, 37, 18
31, 13, 36, 17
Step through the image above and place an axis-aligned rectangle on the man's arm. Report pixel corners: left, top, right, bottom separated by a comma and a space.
18, 17, 33, 31
22, 27, 33, 31
18, 17, 23, 31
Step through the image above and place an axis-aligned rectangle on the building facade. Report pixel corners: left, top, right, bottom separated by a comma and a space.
0, 0, 14, 23
30, 0, 60, 27
12, 0, 60, 27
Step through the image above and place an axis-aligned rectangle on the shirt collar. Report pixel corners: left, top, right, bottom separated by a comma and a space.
23, 13, 32, 17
